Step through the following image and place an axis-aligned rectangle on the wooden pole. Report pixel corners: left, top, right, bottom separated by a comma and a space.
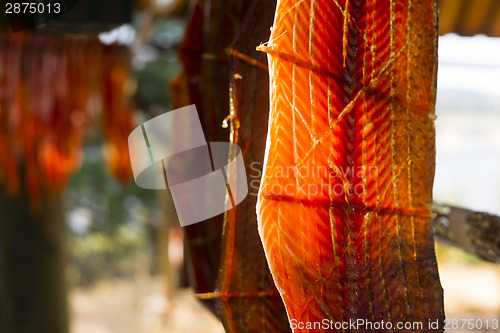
0, 193, 68, 333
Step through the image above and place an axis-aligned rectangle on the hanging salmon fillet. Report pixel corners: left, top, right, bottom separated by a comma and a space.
173, 1, 291, 330
257, 0, 444, 331
0, 33, 135, 208
216, 0, 291, 331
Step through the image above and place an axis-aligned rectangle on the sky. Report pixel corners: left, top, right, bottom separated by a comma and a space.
434, 34, 500, 214
438, 34, 500, 96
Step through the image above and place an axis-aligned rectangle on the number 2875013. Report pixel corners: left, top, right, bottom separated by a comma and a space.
5, 2, 61, 14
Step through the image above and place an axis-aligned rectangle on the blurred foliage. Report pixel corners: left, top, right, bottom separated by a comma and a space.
133, 18, 184, 111
435, 242, 483, 266
68, 226, 148, 287
65, 17, 185, 287
134, 58, 180, 110
65, 145, 160, 287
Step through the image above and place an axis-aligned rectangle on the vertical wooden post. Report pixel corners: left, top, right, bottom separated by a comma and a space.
0, 193, 68, 333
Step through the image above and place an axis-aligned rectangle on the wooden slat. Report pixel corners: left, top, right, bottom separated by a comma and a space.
439, 0, 500, 36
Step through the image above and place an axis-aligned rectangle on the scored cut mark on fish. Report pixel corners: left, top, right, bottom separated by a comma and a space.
257, 0, 444, 331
